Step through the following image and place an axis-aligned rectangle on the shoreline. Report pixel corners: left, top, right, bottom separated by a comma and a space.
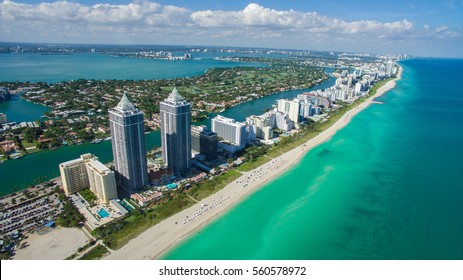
104, 66, 403, 260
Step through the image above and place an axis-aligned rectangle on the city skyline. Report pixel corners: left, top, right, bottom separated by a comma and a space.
1, 1, 462, 58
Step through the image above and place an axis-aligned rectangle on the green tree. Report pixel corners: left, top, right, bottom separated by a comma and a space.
22, 127, 36, 143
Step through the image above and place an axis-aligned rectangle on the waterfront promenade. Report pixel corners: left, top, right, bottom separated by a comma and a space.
105, 67, 403, 260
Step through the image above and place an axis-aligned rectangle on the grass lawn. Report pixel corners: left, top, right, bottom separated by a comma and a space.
236, 156, 272, 172
78, 245, 109, 260
21, 140, 37, 148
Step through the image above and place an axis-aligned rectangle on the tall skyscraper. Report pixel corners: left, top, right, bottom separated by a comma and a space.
160, 87, 191, 174
109, 93, 148, 192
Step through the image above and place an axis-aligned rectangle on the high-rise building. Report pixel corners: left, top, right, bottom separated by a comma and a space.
299, 101, 313, 118
160, 87, 192, 174
191, 125, 217, 161
277, 99, 300, 124
275, 111, 294, 131
109, 93, 148, 192
211, 115, 247, 150
59, 153, 117, 203
59, 153, 96, 195
86, 159, 118, 203
246, 115, 274, 140
386, 60, 393, 77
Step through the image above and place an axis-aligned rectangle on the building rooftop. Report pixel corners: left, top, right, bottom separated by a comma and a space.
116, 93, 136, 111
212, 115, 246, 127
167, 87, 185, 102
89, 160, 111, 173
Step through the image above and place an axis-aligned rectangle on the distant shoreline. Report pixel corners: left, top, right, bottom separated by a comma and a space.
104, 66, 403, 260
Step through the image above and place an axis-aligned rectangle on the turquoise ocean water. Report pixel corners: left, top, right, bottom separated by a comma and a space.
164, 58, 463, 259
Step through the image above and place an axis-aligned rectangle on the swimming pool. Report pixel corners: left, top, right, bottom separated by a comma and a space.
97, 208, 110, 219
119, 199, 135, 212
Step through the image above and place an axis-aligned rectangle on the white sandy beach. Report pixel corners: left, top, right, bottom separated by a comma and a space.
105, 66, 402, 260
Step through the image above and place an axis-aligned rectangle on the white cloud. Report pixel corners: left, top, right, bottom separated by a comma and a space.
191, 3, 415, 36
0, 0, 191, 26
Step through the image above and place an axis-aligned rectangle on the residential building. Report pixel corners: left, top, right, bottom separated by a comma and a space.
386, 60, 393, 77
59, 153, 117, 203
211, 115, 247, 150
275, 112, 294, 131
109, 93, 148, 192
246, 115, 274, 140
59, 154, 96, 195
277, 99, 300, 124
299, 101, 313, 118
160, 87, 192, 174
86, 159, 118, 203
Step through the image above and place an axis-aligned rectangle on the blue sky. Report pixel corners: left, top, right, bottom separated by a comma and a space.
1, 0, 462, 57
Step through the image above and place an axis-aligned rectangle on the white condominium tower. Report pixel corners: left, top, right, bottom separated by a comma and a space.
109, 93, 148, 193
211, 115, 247, 149
277, 99, 300, 124
160, 87, 192, 175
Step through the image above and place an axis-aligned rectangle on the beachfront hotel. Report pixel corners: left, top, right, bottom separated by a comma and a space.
86, 159, 118, 203
59, 153, 117, 203
109, 93, 148, 192
211, 115, 247, 151
277, 99, 300, 124
160, 87, 192, 175
59, 153, 95, 195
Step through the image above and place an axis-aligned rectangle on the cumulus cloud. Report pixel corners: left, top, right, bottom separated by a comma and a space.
0, 0, 191, 26
0, 1, 460, 54
191, 3, 415, 36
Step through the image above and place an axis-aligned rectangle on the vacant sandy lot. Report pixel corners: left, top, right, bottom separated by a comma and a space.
13, 227, 90, 260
